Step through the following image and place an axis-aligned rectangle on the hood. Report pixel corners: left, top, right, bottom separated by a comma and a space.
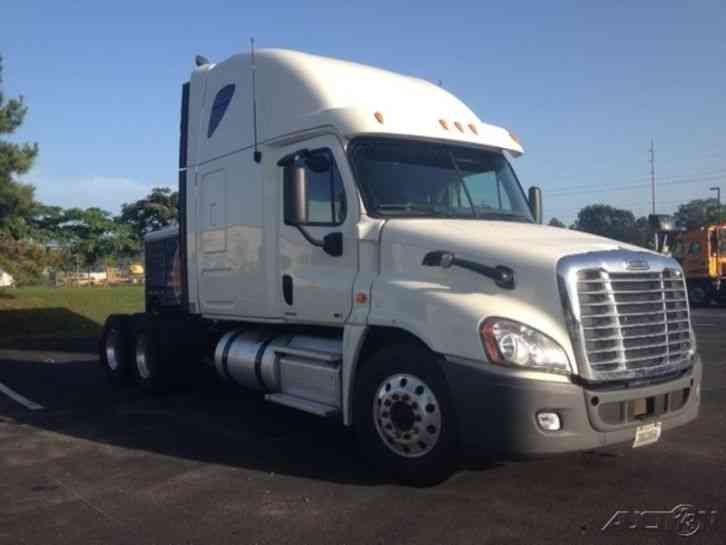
380, 219, 649, 270
373, 219, 672, 375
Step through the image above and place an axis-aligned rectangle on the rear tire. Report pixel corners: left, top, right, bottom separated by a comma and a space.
688, 281, 712, 307
132, 316, 170, 393
353, 343, 459, 486
99, 314, 134, 386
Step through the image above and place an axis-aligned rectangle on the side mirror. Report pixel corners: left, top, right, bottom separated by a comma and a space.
649, 214, 676, 232
323, 232, 343, 257
284, 161, 307, 225
528, 186, 542, 224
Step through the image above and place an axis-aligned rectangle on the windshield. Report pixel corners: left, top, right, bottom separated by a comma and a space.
349, 138, 534, 222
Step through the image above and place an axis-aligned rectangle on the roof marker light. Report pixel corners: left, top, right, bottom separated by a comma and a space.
439, 119, 449, 130
508, 130, 520, 144
374, 111, 384, 124
454, 121, 464, 133
468, 123, 478, 135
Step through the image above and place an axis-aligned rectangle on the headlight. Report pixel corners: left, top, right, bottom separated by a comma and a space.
480, 317, 571, 374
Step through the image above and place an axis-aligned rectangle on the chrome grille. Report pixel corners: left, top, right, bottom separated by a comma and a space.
576, 267, 692, 379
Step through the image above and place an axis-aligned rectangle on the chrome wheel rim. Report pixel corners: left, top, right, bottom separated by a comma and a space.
105, 328, 121, 371
135, 334, 151, 380
373, 373, 442, 458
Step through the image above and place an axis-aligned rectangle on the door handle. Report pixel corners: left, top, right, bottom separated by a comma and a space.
282, 274, 293, 305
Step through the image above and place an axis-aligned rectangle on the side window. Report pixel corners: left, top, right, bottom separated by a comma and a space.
287, 149, 347, 226
709, 230, 718, 256
207, 84, 235, 138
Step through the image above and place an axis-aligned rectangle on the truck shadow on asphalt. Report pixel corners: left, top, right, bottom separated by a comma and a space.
0, 351, 501, 486
0, 308, 101, 350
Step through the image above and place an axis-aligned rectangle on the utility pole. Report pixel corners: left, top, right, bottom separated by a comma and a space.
649, 137, 665, 251
650, 138, 655, 214
710, 186, 721, 223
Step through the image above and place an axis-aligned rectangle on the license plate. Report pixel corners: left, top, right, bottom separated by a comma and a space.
633, 421, 662, 448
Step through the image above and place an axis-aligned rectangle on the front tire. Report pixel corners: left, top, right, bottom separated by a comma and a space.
353, 343, 459, 485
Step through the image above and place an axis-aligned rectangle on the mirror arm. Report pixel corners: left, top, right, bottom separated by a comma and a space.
295, 225, 324, 248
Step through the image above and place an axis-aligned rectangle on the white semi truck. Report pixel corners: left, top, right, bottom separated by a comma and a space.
101, 49, 701, 483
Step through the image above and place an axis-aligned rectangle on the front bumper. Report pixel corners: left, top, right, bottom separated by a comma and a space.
442, 355, 702, 457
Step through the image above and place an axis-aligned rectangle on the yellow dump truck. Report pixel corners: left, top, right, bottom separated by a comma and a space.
672, 223, 726, 305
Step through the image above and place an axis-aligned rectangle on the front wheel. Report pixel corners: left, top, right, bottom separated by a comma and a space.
353, 343, 459, 485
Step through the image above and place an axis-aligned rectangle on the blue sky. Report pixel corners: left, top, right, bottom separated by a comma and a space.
3, 0, 725, 224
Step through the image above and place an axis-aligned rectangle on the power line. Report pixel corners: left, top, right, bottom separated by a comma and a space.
529, 148, 726, 184
545, 167, 726, 194
547, 193, 722, 218
547, 172, 726, 198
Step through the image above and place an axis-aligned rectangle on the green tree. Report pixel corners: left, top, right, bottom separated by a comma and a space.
573, 204, 641, 244
0, 55, 39, 239
28, 204, 66, 242
548, 217, 566, 228
60, 207, 136, 272
674, 198, 721, 229
119, 187, 178, 242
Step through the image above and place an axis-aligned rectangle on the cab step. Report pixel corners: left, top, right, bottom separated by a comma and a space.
265, 393, 340, 417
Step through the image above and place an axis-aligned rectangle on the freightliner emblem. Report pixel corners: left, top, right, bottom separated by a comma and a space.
625, 259, 650, 271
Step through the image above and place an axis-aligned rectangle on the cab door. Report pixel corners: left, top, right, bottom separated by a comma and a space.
277, 136, 358, 324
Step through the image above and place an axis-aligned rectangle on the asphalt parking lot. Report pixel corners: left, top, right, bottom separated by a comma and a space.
1, 309, 724, 545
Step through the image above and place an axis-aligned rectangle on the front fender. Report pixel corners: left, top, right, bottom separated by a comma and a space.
368, 274, 577, 368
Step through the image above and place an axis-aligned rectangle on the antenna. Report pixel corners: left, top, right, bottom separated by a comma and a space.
250, 38, 261, 163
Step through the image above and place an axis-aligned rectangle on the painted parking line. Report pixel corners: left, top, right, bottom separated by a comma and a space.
0, 381, 44, 411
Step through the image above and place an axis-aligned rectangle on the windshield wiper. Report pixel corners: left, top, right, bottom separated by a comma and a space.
477, 212, 532, 223
376, 203, 443, 215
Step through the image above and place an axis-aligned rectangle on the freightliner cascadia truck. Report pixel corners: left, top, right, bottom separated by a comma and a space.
100, 49, 701, 484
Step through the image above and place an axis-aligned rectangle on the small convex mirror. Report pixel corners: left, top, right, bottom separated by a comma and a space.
528, 186, 542, 224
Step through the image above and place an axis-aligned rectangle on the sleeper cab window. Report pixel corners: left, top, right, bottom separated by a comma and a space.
286, 149, 347, 226
207, 84, 235, 138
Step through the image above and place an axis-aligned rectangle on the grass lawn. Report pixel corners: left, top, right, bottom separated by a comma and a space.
0, 286, 144, 342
